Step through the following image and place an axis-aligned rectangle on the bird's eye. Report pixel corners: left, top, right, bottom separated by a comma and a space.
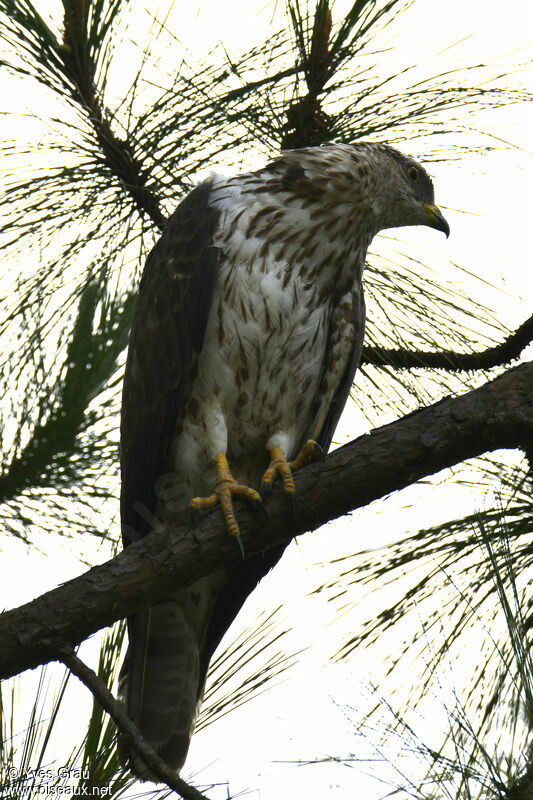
407, 166, 419, 182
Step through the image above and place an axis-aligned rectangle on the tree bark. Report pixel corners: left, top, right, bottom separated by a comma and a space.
1, 361, 532, 680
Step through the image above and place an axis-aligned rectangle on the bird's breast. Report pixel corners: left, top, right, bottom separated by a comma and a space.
210, 256, 330, 446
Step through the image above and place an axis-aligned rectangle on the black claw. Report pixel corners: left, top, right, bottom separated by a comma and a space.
190, 508, 198, 528
313, 442, 326, 461
261, 481, 272, 499
254, 496, 269, 523
235, 533, 245, 559
286, 492, 297, 520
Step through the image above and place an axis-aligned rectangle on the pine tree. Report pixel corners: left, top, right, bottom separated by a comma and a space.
1, 1, 532, 797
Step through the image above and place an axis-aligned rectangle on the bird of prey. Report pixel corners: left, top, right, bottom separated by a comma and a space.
118, 141, 449, 778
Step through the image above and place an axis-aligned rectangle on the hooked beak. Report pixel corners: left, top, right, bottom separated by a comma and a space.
424, 203, 450, 238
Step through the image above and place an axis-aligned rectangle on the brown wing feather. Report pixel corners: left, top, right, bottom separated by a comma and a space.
315, 287, 366, 451
121, 180, 219, 546
119, 181, 220, 776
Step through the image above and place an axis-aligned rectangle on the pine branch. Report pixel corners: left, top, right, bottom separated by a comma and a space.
509, 760, 533, 800
58, 646, 210, 800
282, 0, 416, 148
0, 280, 134, 505
0, 0, 166, 228
1, 360, 532, 680
282, 0, 334, 147
59, 0, 165, 229
361, 312, 533, 371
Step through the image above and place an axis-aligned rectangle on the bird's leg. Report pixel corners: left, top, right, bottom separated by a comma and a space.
190, 453, 263, 547
261, 440, 323, 505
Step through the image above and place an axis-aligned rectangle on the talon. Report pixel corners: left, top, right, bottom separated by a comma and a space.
190, 493, 218, 513
261, 440, 322, 513
190, 497, 200, 514
290, 439, 323, 471
286, 492, 297, 520
190, 452, 262, 542
255, 496, 269, 523
281, 471, 295, 495
261, 463, 277, 496
313, 442, 325, 461
232, 484, 261, 504
235, 533, 245, 559
261, 479, 272, 498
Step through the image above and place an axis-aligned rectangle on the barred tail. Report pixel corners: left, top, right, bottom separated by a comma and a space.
118, 600, 202, 779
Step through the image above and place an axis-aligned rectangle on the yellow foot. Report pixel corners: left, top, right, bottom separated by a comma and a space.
190, 453, 263, 548
261, 440, 323, 502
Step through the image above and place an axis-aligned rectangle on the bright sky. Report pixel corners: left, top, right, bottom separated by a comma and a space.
2, 0, 533, 798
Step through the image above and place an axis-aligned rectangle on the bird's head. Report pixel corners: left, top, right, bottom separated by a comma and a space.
270, 142, 449, 240
349, 142, 450, 238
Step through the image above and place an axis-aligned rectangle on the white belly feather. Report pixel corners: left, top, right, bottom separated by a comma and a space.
169, 175, 360, 505
172, 260, 330, 494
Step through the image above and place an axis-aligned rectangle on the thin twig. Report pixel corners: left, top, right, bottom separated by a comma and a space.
362, 312, 533, 371
58, 646, 211, 800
